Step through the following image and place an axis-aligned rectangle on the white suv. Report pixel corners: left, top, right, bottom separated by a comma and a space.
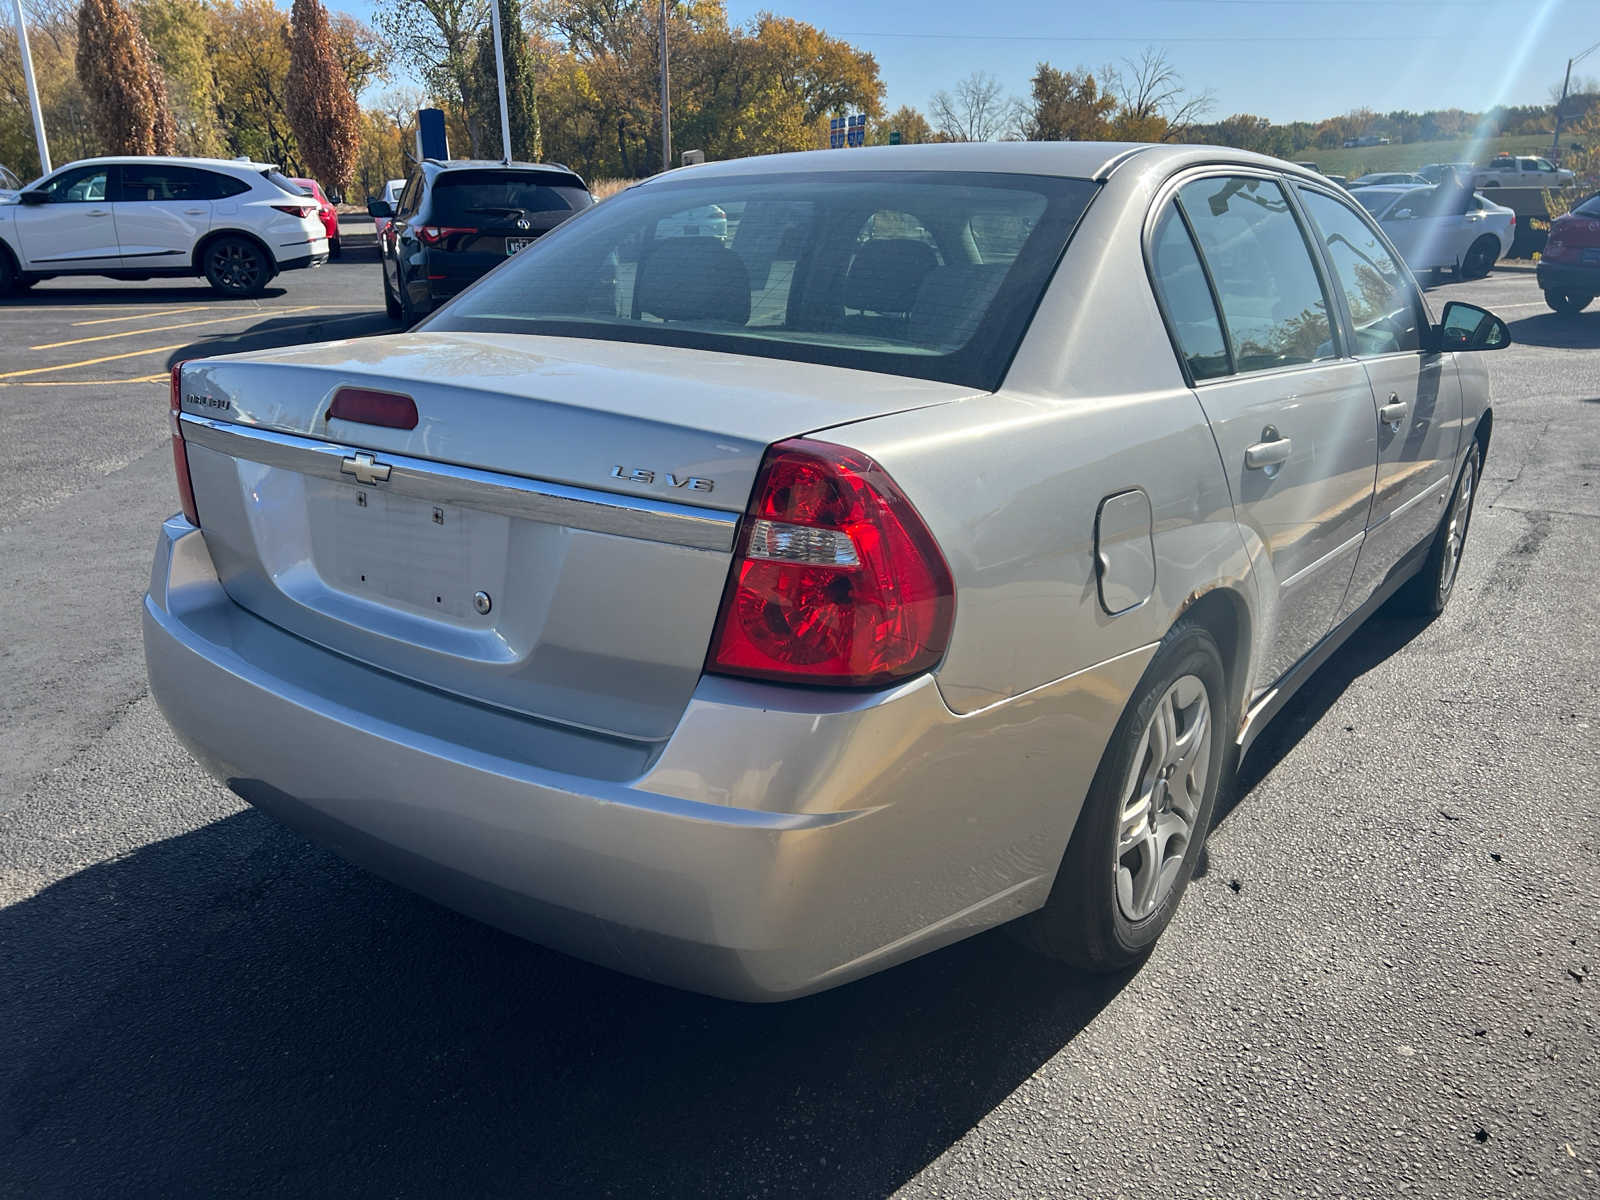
0, 156, 329, 297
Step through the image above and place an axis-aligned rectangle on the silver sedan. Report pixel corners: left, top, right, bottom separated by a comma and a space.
145, 143, 1505, 1000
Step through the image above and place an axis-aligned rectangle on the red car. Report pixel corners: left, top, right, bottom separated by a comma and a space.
290, 176, 341, 260
1538, 192, 1600, 315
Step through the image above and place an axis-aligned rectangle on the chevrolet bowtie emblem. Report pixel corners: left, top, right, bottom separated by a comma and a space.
340, 452, 391, 485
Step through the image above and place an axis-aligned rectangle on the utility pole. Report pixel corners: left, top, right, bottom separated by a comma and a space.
11, 0, 50, 177
659, 0, 671, 172
487, 0, 513, 162
1551, 40, 1600, 163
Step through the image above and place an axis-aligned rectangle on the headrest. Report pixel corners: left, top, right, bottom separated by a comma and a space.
843, 239, 940, 315
634, 238, 751, 325
908, 263, 1011, 347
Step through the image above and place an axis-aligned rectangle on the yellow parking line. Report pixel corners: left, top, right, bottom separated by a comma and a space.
35, 307, 317, 350
0, 345, 188, 380
71, 306, 216, 326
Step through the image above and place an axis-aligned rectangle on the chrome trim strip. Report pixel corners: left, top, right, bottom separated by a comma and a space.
179, 415, 738, 553
1371, 474, 1448, 530
1280, 529, 1365, 592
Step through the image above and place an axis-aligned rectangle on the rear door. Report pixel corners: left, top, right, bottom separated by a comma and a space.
111, 163, 224, 268
1295, 186, 1459, 618
12, 162, 120, 270
1154, 173, 1378, 690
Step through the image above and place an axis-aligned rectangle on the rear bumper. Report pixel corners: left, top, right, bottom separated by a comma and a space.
1536, 261, 1600, 293
276, 235, 330, 272
143, 518, 1150, 1000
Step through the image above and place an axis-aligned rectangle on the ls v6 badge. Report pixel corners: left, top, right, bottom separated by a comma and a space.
611, 465, 715, 493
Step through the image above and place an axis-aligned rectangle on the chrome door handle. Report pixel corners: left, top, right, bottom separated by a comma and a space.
1379, 393, 1409, 426
1245, 430, 1292, 470
85, 209, 109, 217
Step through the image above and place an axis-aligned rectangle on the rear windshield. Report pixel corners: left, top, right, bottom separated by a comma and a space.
1573, 193, 1600, 218
429, 170, 592, 225
427, 171, 1098, 390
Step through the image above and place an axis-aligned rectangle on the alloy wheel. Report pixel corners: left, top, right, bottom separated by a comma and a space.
1437, 454, 1476, 604
1114, 674, 1212, 922
211, 242, 263, 293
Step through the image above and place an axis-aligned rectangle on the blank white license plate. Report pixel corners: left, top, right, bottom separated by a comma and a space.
506, 237, 534, 255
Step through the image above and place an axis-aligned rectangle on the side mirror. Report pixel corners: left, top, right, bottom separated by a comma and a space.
1435, 301, 1510, 352
366, 198, 393, 219
18, 189, 47, 206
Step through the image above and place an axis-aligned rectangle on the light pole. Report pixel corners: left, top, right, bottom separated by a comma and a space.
659, 0, 671, 172
10, 0, 50, 177
487, 0, 513, 162
1551, 39, 1600, 163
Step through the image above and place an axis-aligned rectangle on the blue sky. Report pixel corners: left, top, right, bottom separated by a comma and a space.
341, 0, 1599, 125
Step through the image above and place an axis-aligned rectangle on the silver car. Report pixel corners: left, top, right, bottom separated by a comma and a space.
145, 143, 1505, 1000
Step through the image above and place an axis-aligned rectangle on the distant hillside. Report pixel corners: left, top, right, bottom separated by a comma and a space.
1304, 134, 1565, 178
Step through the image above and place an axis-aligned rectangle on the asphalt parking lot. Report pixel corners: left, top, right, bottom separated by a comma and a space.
1, 252, 1596, 1198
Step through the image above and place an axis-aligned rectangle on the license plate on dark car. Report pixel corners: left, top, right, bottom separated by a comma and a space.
506, 238, 534, 255
1583, 248, 1600, 265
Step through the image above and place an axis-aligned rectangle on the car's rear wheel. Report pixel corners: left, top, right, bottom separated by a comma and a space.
1545, 289, 1594, 316
0, 246, 24, 295
1460, 235, 1499, 280
329, 236, 342, 260
381, 268, 402, 320
1014, 622, 1228, 971
203, 237, 270, 298
1402, 444, 1480, 618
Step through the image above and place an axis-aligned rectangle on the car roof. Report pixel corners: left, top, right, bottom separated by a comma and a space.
424, 159, 583, 177
634, 141, 1339, 188
60, 155, 277, 172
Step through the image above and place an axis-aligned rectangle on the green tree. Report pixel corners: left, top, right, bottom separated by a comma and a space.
1021, 63, 1114, 141
210, 0, 298, 167
472, 0, 540, 160
872, 104, 933, 145
134, 0, 224, 155
75, 0, 174, 154
375, 0, 488, 157
286, 0, 362, 190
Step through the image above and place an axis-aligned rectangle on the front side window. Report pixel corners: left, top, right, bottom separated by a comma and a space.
1149, 203, 1230, 380
428, 171, 1097, 390
39, 165, 109, 203
1176, 176, 1335, 373
1298, 189, 1422, 356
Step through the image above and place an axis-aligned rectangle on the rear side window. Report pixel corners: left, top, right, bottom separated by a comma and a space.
428, 170, 592, 226
263, 169, 305, 196
1176, 176, 1336, 373
1572, 193, 1600, 218
1149, 204, 1230, 380
1297, 189, 1422, 356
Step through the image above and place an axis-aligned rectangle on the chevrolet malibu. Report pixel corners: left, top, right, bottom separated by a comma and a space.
145, 143, 1505, 1000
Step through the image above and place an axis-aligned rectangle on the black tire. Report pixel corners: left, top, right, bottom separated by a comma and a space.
329, 236, 342, 260
1459, 235, 1498, 280
1014, 621, 1230, 972
1401, 444, 1480, 618
1545, 289, 1594, 316
382, 268, 402, 320
203, 236, 271, 297
0, 246, 21, 295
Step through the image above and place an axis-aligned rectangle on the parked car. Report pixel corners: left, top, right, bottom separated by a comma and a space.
367, 159, 592, 323
0, 163, 22, 192
290, 176, 341, 259
1355, 184, 1514, 278
149, 143, 1502, 1000
1417, 162, 1477, 185
0, 155, 327, 296
1536, 191, 1600, 314
370, 176, 405, 242
1473, 155, 1574, 188
1349, 172, 1431, 188
656, 203, 729, 240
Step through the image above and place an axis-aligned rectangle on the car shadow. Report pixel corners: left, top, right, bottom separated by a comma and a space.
162, 309, 396, 366
1, 610, 1435, 1198
0, 284, 292, 307
1505, 309, 1600, 350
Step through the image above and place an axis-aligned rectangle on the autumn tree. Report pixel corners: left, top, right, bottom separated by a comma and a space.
285, 0, 362, 192
1104, 47, 1212, 142
472, 0, 539, 159
1021, 63, 1114, 141
75, 0, 175, 154
210, 0, 297, 166
135, 0, 224, 155
872, 104, 933, 145
375, 0, 488, 156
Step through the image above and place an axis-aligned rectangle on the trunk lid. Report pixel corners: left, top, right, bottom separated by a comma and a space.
178, 332, 976, 742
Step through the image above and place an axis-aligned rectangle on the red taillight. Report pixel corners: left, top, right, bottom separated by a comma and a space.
169, 363, 200, 526
270, 204, 316, 219
707, 439, 954, 687
417, 225, 477, 245
326, 386, 419, 430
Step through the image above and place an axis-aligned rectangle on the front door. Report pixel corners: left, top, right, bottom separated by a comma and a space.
111, 163, 218, 270
12, 163, 120, 270
1162, 175, 1379, 690
1295, 187, 1462, 618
